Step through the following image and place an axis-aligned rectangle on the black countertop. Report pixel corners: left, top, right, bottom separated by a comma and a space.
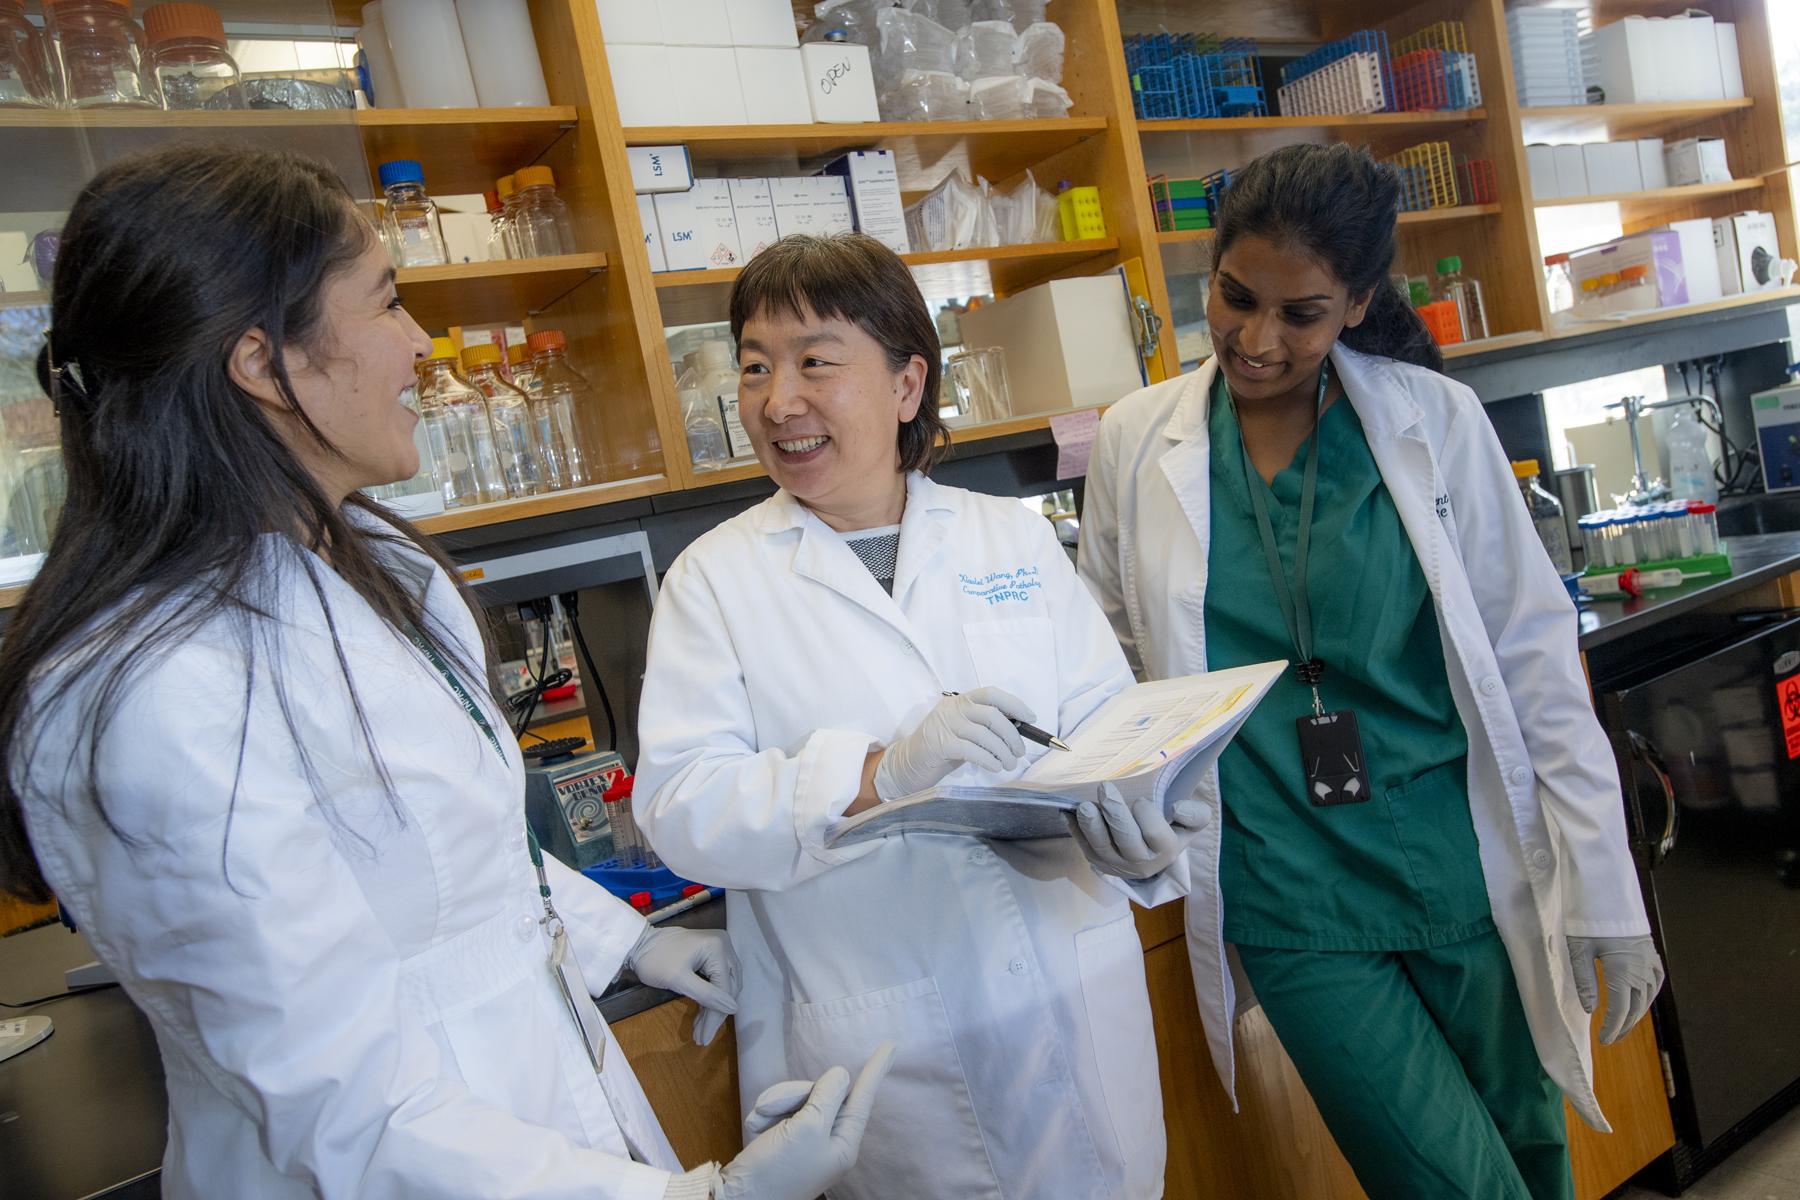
1577, 532, 1800, 651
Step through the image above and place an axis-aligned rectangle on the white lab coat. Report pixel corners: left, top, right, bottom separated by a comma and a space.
16, 512, 685, 1199
635, 471, 1185, 1200
1076, 345, 1651, 1132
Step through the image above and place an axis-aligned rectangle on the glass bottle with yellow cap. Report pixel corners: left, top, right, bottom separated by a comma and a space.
461, 342, 549, 497
417, 338, 507, 508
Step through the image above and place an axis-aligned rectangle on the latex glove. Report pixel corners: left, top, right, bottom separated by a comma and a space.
1072, 782, 1212, 880
1568, 934, 1665, 1045
627, 926, 739, 1046
716, 1042, 896, 1200
873, 687, 1034, 801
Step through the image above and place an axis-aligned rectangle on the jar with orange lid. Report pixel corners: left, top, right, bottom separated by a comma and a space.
0, 0, 58, 108
143, 2, 240, 109
45, 0, 155, 108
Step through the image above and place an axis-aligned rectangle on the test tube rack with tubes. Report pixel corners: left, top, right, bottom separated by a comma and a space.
1576, 502, 1730, 591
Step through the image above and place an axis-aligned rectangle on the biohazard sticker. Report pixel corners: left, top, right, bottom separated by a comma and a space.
1779, 673, 1800, 760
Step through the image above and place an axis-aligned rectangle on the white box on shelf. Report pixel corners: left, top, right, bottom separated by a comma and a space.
1664, 137, 1730, 187
659, 0, 731, 46
607, 44, 676, 126
1636, 138, 1668, 190
799, 41, 880, 122
728, 177, 779, 259
735, 47, 813, 124
727, 0, 798, 47
1590, 16, 1660, 103
958, 275, 1142, 414
1552, 144, 1589, 198
1526, 144, 1560, 201
654, 179, 743, 270
1601, 141, 1641, 192
822, 150, 909, 253
638, 193, 667, 271
1714, 210, 1779, 295
440, 212, 493, 263
670, 46, 747, 124
770, 175, 854, 237
1658, 14, 1722, 101
628, 144, 693, 193
595, 0, 661, 45
1715, 24, 1744, 100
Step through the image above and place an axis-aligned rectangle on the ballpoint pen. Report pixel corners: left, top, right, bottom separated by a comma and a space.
941, 691, 1072, 752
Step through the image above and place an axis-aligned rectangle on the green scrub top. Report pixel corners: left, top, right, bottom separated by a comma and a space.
1205, 372, 1494, 951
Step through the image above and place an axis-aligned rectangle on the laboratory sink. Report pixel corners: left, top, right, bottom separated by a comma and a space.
1718, 493, 1800, 537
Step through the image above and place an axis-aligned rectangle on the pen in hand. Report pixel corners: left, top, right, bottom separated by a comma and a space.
941, 691, 1072, 752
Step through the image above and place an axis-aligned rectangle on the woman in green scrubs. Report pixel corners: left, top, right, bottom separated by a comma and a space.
1079, 144, 1665, 1199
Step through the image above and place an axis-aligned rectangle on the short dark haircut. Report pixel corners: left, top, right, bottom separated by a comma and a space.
729, 233, 951, 473
1213, 143, 1444, 373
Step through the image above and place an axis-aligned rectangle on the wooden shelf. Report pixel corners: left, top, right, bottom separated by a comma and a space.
653, 238, 1120, 323
1519, 98, 1754, 142
1140, 109, 1486, 134
1544, 286, 1800, 340
1442, 330, 1546, 359
1534, 178, 1765, 216
622, 118, 1109, 193
415, 473, 669, 535
396, 253, 607, 331
0, 106, 579, 199
0, 291, 48, 310
1157, 204, 1502, 246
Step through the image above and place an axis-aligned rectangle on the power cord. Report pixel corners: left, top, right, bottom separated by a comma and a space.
559, 590, 618, 752
508, 601, 571, 740
1, 983, 117, 1008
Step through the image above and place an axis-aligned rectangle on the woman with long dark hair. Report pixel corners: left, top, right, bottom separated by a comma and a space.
1078, 143, 1662, 1197
0, 145, 888, 1200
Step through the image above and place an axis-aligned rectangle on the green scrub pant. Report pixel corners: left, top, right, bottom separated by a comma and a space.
1236, 930, 1574, 1200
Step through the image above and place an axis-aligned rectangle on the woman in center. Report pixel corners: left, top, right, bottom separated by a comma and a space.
635, 233, 1208, 1199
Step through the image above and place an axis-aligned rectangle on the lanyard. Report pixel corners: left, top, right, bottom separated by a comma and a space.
404, 623, 604, 1070
1220, 363, 1333, 716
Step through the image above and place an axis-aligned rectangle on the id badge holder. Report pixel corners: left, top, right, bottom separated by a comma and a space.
547, 917, 608, 1073
1297, 709, 1372, 806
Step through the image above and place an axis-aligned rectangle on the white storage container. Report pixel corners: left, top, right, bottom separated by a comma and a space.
670, 46, 747, 124
727, 0, 799, 47
957, 274, 1145, 414
799, 41, 880, 122
728, 178, 779, 259
659, 0, 730, 46
628, 145, 693, 193
736, 47, 812, 124
607, 44, 674, 125
770, 176, 854, 237
654, 179, 742, 270
595, 0, 661, 44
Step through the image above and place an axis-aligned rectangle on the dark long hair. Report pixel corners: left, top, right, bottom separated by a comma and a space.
0, 145, 487, 902
730, 233, 951, 473
1212, 143, 1444, 372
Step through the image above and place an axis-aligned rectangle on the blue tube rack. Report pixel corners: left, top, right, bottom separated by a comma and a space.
1278, 29, 1397, 114
1125, 33, 1266, 120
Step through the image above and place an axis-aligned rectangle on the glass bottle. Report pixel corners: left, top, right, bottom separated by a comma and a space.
524, 329, 595, 489
460, 343, 550, 497
363, 384, 445, 514
1434, 255, 1489, 342
483, 188, 510, 261
0, 0, 58, 108
675, 352, 729, 472
507, 341, 535, 392
143, 2, 240, 109
47, 0, 157, 108
495, 174, 523, 258
416, 338, 508, 508
511, 165, 576, 258
378, 159, 448, 268
695, 339, 753, 461
1543, 252, 1574, 314
1513, 459, 1573, 574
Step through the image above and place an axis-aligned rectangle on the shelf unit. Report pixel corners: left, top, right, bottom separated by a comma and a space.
1, 0, 1795, 603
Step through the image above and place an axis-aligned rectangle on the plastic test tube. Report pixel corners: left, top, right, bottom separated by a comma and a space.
605, 793, 641, 866
1690, 501, 1719, 555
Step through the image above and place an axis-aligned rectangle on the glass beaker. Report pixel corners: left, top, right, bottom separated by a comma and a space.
946, 347, 1012, 424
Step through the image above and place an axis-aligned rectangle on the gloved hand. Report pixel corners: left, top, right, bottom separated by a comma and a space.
715, 1042, 896, 1200
873, 687, 1034, 801
1568, 934, 1665, 1045
1072, 782, 1212, 880
627, 926, 739, 1046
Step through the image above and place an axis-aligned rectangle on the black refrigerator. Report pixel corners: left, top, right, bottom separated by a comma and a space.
1600, 608, 1800, 1193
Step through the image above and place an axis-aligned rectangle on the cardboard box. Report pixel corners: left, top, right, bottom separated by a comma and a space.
770, 175, 854, 238
659, 0, 731, 46
1713, 210, 1779, 295
798, 41, 879, 122
440, 212, 494, 264
1664, 137, 1730, 187
628, 145, 693, 194
1552, 144, 1588, 198
1584, 141, 1640, 193
1592, 14, 1723, 103
654, 179, 742, 270
1526, 144, 1559, 201
728, 177, 779, 259
822, 150, 909, 253
957, 274, 1144, 413
735, 47, 812, 124
607, 44, 675, 126
638, 193, 667, 271
1636, 138, 1668, 190
727, 0, 799, 47
670, 46, 746, 124
595, 0, 662, 45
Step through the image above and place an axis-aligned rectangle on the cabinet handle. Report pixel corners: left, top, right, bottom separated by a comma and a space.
1625, 730, 1679, 867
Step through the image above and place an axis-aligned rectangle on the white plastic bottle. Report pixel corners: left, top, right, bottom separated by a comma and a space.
453, 0, 549, 107
1665, 403, 1719, 504
381, 0, 478, 108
